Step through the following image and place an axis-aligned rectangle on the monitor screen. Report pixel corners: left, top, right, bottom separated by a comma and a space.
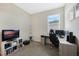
2, 30, 19, 41
55, 30, 65, 37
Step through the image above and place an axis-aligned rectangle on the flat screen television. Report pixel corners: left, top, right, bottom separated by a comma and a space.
2, 30, 19, 41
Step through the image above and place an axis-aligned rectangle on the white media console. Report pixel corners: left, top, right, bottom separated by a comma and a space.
0, 38, 23, 56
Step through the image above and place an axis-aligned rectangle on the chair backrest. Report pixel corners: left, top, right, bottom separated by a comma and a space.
49, 33, 59, 48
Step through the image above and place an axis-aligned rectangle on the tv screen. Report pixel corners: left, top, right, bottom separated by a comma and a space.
2, 30, 19, 41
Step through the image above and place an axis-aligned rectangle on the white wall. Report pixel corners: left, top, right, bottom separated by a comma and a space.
65, 3, 79, 54
31, 7, 65, 42
65, 3, 79, 39
0, 4, 31, 41
65, 3, 75, 31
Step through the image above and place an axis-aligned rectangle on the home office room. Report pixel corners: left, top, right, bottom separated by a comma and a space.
0, 0, 79, 57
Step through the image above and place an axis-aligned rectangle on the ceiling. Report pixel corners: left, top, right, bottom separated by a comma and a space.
14, 3, 65, 14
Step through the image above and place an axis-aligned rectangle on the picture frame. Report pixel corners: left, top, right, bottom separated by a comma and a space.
75, 3, 79, 18
68, 6, 75, 21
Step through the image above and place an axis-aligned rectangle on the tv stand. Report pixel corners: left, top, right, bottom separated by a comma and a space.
0, 38, 23, 56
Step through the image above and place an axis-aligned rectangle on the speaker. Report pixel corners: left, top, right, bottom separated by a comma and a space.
67, 35, 69, 42
67, 32, 76, 44
69, 32, 74, 43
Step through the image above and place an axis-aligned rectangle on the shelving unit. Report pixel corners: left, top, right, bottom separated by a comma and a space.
0, 38, 23, 56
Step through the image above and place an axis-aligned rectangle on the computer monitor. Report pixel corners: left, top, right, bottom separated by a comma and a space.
55, 30, 65, 38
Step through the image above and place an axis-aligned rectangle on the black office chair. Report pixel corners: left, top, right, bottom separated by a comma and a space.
49, 29, 59, 48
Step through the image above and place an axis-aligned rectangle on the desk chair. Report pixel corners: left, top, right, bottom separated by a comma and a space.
49, 33, 59, 48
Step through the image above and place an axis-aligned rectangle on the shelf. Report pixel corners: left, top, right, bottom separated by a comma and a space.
0, 38, 23, 56
5, 47, 12, 50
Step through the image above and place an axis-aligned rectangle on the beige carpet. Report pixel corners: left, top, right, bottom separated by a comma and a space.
8, 41, 59, 56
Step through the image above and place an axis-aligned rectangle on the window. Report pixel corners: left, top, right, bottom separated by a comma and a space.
48, 14, 60, 24
48, 14, 60, 32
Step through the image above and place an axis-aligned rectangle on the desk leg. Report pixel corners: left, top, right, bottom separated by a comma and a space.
44, 37, 46, 45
